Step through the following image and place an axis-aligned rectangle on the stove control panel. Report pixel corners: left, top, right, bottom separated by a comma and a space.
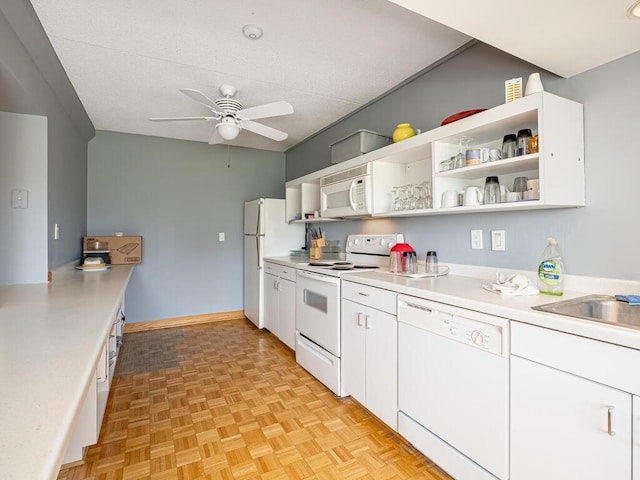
346, 233, 405, 255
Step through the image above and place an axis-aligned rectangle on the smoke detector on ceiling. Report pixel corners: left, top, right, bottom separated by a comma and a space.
242, 24, 263, 39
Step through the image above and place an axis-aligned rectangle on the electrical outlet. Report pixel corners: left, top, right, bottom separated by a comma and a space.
491, 230, 506, 251
219, 232, 225, 242
471, 229, 483, 249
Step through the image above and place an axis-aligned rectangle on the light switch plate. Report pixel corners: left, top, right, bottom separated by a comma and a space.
218, 232, 225, 242
11, 189, 28, 209
471, 230, 483, 249
491, 230, 506, 251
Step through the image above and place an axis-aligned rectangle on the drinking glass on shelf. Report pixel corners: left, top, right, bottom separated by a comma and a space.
406, 184, 418, 210
454, 136, 471, 169
422, 181, 433, 208
391, 186, 402, 211
439, 158, 453, 172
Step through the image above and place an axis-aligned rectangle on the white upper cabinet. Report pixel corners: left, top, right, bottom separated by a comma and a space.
286, 92, 584, 218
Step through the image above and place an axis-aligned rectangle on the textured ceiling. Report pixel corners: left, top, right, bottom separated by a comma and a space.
29, 0, 470, 152
391, 0, 640, 79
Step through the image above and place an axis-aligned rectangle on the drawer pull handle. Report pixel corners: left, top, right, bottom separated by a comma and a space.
358, 292, 370, 297
607, 406, 615, 436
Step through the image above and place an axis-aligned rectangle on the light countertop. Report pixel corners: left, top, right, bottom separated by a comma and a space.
341, 270, 640, 351
0, 263, 133, 480
264, 255, 640, 350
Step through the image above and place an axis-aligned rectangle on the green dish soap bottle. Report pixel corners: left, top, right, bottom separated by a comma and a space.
537, 237, 564, 296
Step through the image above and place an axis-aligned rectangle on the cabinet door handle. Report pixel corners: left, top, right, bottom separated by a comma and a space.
365, 314, 370, 329
357, 312, 364, 326
607, 406, 615, 436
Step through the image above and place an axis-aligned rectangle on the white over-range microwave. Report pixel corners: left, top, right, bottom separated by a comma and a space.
320, 164, 372, 218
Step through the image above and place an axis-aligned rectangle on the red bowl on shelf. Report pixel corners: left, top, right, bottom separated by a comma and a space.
441, 109, 487, 126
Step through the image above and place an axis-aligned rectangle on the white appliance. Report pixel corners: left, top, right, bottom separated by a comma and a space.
320, 163, 372, 218
397, 295, 510, 480
295, 233, 402, 396
244, 198, 304, 329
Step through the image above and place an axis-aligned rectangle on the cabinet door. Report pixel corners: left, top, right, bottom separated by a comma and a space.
365, 309, 397, 430
341, 299, 366, 402
511, 356, 632, 480
278, 278, 296, 350
634, 395, 640, 480
264, 272, 279, 334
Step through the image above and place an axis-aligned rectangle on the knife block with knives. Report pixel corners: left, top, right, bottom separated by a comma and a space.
310, 237, 326, 259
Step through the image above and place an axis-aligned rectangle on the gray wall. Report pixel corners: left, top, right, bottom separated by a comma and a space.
286, 43, 640, 281
88, 131, 286, 322
0, 3, 94, 271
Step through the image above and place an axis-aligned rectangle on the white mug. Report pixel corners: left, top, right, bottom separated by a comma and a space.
500, 185, 511, 203
442, 190, 460, 208
506, 191, 521, 202
463, 186, 483, 206
526, 178, 540, 200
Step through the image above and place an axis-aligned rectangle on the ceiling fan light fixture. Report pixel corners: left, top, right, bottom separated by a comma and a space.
216, 118, 241, 140
627, 0, 640, 18
242, 24, 263, 40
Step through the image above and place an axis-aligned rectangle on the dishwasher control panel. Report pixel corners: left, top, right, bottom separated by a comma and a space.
397, 295, 509, 356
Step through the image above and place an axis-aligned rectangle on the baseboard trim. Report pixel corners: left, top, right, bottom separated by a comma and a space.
124, 310, 247, 333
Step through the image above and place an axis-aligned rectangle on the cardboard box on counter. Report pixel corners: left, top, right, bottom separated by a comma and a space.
84, 236, 143, 264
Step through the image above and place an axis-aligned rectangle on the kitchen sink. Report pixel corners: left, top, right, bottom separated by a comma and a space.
532, 294, 640, 331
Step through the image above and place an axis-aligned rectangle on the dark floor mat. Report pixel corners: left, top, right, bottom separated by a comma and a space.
114, 326, 184, 376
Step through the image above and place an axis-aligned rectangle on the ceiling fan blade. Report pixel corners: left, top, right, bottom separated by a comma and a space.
149, 116, 215, 122
240, 120, 288, 141
179, 88, 226, 116
236, 101, 294, 121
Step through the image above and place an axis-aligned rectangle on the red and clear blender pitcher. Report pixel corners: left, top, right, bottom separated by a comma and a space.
389, 243, 416, 273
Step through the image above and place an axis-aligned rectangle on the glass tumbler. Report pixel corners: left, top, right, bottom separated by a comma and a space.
517, 129, 532, 156
425, 251, 438, 274
483, 176, 501, 204
502, 134, 517, 159
513, 176, 528, 199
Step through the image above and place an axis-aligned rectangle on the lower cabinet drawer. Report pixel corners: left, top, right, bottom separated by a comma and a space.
342, 281, 396, 314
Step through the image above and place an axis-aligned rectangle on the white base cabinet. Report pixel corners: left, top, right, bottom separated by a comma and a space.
341, 281, 397, 430
63, 302, 125, 464
511, 356, 631, 479
264, 262, 297, 350
511, 321, 639, 480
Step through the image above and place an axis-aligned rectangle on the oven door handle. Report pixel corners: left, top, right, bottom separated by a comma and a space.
296, 269, 341, 285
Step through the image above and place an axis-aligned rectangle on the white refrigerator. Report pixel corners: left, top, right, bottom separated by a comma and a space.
244, 198, 304, 329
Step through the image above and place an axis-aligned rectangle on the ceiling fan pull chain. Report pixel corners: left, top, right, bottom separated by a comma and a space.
227, 144, 231, 168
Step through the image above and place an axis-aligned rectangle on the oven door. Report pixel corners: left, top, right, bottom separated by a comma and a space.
296, 269, 341, 356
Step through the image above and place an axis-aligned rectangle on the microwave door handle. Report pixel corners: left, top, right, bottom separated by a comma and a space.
349, 180, 357, 210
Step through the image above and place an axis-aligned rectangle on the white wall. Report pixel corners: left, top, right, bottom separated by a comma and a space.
0, 111, 48, 285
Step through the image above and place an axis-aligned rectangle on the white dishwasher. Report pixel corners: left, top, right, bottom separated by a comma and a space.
397, 295, 510, 480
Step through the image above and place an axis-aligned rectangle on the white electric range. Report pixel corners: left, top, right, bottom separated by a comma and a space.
295, 234, 403, 396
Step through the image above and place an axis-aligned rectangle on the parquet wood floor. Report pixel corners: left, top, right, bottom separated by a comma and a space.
58, 319, 452, 480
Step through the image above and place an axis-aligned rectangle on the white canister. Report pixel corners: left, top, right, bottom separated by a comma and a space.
525, 178, 540, 200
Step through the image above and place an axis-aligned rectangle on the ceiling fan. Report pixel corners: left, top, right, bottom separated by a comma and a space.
150, 85, 293, 143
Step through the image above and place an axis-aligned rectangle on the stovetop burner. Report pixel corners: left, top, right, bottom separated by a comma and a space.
297, 234, 403, 277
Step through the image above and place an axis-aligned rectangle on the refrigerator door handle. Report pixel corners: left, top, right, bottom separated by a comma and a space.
256, 200, 262, 235
256, 236, 262, 270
